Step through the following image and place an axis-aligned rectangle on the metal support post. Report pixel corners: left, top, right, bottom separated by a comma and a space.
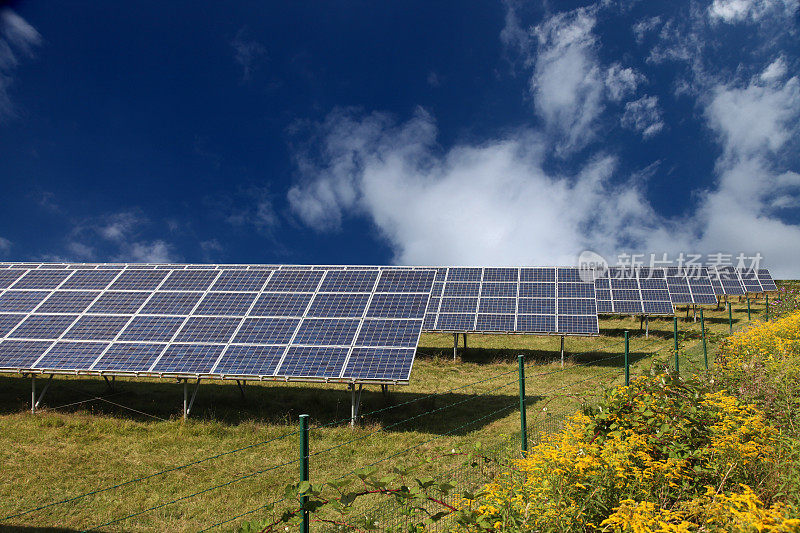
766, 295, 770, 321
453, 333, 458, 361
236, 380, 246, 399
560, 336, 565, 368
463, 333, 467, 352
747, 296, 751, 321
31, 374, 53, 413
673, 317, 679, 374
693, 305, 697, 322
645, 315, 649, 338
517, 355, 528, 455
727, 302, 733, 334
103, 375, 115, 392
183, 379, 201, 419
624, 330, 630, 386
300, 414, 310, 533
700, 309, 708, 371
349, 383, 363, 427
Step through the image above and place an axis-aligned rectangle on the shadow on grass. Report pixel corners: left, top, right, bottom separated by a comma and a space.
0, 376, 524, 436
417, 347, 654, 370
0, 527, 86, 533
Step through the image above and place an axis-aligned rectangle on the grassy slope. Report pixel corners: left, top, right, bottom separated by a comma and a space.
0, 296, 771, 532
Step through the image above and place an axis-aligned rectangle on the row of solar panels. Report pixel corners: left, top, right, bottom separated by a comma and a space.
0, 263, 778, 385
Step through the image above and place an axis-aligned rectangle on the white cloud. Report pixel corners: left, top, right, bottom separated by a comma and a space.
605, 64, 644, 102
621, 96, 665, 138
0, 236, 11, 255
632, 16, 662, 43
708, 0, 799, 23
123, 241, 175, 263
530, 7, 605, 154
0, 8, 41, 121
760, 56, 788, 84
231, 28, 267, 82
426, 71, 442, 88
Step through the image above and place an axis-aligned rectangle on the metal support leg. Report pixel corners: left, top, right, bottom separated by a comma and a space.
453, 333, 458, 361
32, 374, 53, 413
103, 375, 115, 392
381, 384, 389, 399
462, 333, 467, 353
183, 379, 201, 419
560, 336, 565, 368
645, 316, 649, 338
236, 379, 246, 399
693, 305, 697, 322
350, 384, 363, 427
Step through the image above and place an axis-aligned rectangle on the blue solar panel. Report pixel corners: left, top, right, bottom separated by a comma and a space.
0, 291, 49, 312
515, 314, 555, 333
758, 269, 778, 291
366, 293, 428, 319
0, 270, 26, 289
63, 315, 131, 341
0, 314, 25, 336
355, 319, 420, 347
174, 316, 241, 343
250, 293, 312, 317
160, 270, 218, 291
11, 270, 71, 290
478, 298, 516, 314
423, 314, 436, 330
233, 317, 299, 344
265, 270, 324, 292
33, 341, 109, 370
35, 291, 99, 313
140, 292, 203, 315
194, 292, 257, 316
293, 318, 360, 346
213, 345, 284, 376
558, 283, 594, 298
558, 298, 596, 315
440, 298, 478, 313
435, 313, 475, 330
558, 315, 598, 334
211, 270, 272, 291
518, 283, 555, 298
108, 270, 169, 291
518, 298, 556, 314
483, 268, 519, 282
92, 343, 166, 372
87, 291, 150, 314
481, 283, 517, 297
318, 270, 379, 292
520, 268, 555, 282
118, 316, 185, 342
375, 270, 436, 293
342, 347, 414, 381
152, 344, 224, 374
60, 270, 120, 290
442, 283, 480, 297
475, 314, 515, 331
275, 346, 349, 378
0, 340, 53, 369
307, 293, 370, 318
447, 268, 482, 281
9, 314, 77, 339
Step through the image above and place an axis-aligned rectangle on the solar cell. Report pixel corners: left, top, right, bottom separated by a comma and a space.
92, 343, 166, 372
151, 344, 224, 374
118, 316, 185, 342
60, 270, 120, 290
139, 292, 203, 315
483, 268, 519, 282
307, 293, 370, 318
232, 317, 299, 344
0, 270, 25, 289
0, 340, 53, 369
447, 267, 482, 281
194, 292, 257, 316
442, 282, 480, 297
423, 314, 436, 330
475, 314, 515, 331
0, 291, 49, 312
318, 270, 379, 292
440, 297, 478, 313
276, 346, 349, 378
11, 270, 72, 290
0, 314, 25, 336
8, 314, 78, 340
63, 315, 131, 340
355, 319, 420, 347
34, 341, 109, 371
108, 270, 169, 291
366, 293, 428, 319
264, 270, 324, 292
558, 315, 599, 334
342, 347, 415, 381
213, 345, 284, 376
174, 316, 241, 343
87, 291, 150, 314
210, 270, 272, 292
480, 283, 517, 297
516, 314, 555, 333
250, 293, 312, 317
518, 283, 555, 298
478, 298, 516, 314
36, 291, 100, 314
517, 298, 555, 314
160, 270, 219, 291
375, 270, 436, 293
558, 298, 596, 315
435, 313, 475, 330
293, 318, 360, 346
520, 268, 555, 282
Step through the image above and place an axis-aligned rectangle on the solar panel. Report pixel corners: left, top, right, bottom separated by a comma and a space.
706, 266, 745, 295
757, 269, 778, 291
422, 267, 598, 335
737, 269, 764, 293
657, 267, 718, 305
593, 268, 674, 315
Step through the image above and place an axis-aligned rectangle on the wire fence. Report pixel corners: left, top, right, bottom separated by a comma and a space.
1, 306, 745, 532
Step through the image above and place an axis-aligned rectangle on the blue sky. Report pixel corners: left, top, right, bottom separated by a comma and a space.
0, 1, 799, 276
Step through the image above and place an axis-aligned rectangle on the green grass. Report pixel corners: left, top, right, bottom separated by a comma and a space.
0, 296, 773, 532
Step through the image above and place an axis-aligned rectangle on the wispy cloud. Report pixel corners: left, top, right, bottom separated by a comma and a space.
621, 96, 665, 138
0, 8, 42, 121
231, 28, 267, 82
0, 236, 11, 255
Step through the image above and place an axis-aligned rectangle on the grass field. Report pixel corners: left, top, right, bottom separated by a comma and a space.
0, 295, 773, 532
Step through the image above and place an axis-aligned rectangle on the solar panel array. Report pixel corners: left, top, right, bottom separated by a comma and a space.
756, 269, 778, 291
0, 265, 436, 384
707, 266, 746, 296
659, 267, 717, 305
422, 267, 599, 335
593, 268, 674, 315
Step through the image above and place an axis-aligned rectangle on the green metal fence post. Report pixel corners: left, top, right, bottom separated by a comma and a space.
518, 354, 528, 455
727, 302, 732, 334
300, 414, 310, 533
766, 295, 770, 321
700, 309, 708, 371
624, 330, 630, 386
673, 317, 679, 374
747, 296, 751, 321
